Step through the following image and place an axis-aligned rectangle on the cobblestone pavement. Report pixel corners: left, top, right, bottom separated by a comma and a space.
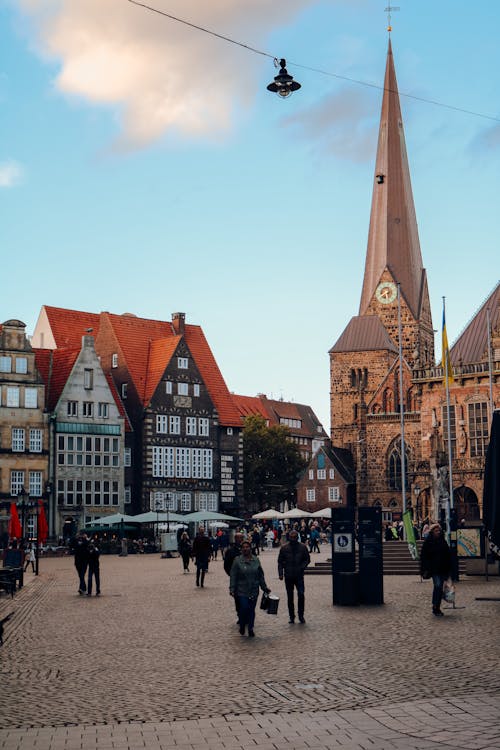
0, 548, 499, 749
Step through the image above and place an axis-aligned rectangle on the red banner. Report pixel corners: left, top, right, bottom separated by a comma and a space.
38, 501, 49, 543
8, 502, 22, 539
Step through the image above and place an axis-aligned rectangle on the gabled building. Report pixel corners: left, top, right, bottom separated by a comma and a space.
232, 393, 328, 461
0, 320, 49, 541
32, 308, 244, 516
296, 443, 355, 513
35, 335, 128, 538
329, 39, 499, 524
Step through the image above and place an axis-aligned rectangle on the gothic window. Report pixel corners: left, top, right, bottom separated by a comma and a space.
442, 405, 457, 459
468, 402, 489, 458
382, 388, 393, 413
387, 438, 410, 490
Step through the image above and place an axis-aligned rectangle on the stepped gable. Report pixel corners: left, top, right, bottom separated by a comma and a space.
34, 347, 79, 411
450, 282, 500, 365
330, 315, 398, 353
41, 305, 100, 348
359, 40, 425, 319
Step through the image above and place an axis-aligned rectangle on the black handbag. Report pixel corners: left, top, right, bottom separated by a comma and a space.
260, 591, 270, 610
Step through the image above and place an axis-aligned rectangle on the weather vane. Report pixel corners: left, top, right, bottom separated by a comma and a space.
385, 4, 400, 33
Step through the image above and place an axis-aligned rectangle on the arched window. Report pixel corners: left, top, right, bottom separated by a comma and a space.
388, 438, 411, 490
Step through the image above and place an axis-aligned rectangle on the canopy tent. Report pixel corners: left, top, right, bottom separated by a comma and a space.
182, 510, 242, 524
131, 511, 186, 524
251, 509, 283, 520
85, 513, 137, 526
309, 507, 333, 518
84, 524, 137, 533
281, 507, 313, 519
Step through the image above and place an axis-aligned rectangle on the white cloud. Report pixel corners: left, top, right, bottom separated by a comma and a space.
0, 160, 23, 188
17, 0, 317, 149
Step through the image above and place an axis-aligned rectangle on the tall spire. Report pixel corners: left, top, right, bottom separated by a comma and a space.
359, 40, 425, 319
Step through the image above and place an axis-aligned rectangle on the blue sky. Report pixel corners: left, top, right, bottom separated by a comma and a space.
2, 0, 499, 430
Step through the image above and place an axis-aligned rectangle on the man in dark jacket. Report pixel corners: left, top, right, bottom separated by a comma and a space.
72, 532, 89, 595
278, 529, 310, 624
224, 532, 243, 623
191, 526, 212, 588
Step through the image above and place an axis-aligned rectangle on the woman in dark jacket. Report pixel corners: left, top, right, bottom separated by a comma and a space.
420, 523, 451, 616
178, 532, 192, 574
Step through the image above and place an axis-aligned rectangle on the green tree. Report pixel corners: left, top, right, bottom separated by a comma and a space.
242, 414, 307, 512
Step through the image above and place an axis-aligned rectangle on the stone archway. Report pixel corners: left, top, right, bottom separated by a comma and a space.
453, 485, 480, 522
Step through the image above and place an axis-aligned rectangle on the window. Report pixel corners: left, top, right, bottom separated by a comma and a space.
166, 492, 177, 511
82, 401, 94, 417
177, 382, 188, 396
202, 449, 212, 479
198, 418, 209, 436
29, 471, 42, 497
121, 383, 128, 399
157, 415, 168, 433
177, 357, 188, 369
388, 438, 410, 491
306, 489, 316, 502
24, 388, 38, 408
11, 471, 25, 496
193, 384, 200, 397
12, 428, 25, 452
176, 447, 191, 478
15, 357, 28, 374
186, 417, 197, 435
317, 469, 326, 480
169, 416, 181, 434
227, 427, 233, 435
124, 486, 131, 505
29, 429, 43, 452
308, 470, 314, 480
279, 417, 302, 429
180, 493, 191, 511
7, 387, 20, 407
328, 486, 340, 502
124, 447, 132, 467
98, 402, 109, 418
84, 369, 94, 389
152, 446, 212, 479
112, 353, 118, 368
329, 468, 335, 479
192, 448, 203, 478
165, 381, 172, 394
67, 401, 78, 417
468, 402, 489, 458
0, 356, 11, 372
442, 405, 457, 459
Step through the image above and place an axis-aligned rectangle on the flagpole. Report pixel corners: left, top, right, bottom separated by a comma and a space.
443, 297, 453, 542
397, 284, 407, 515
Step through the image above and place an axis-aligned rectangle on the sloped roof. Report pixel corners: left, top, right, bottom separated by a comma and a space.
142, 337, 181, 405
232, 394, 270, 421
104, 373, 133, 431
330, 315, 398, 353
325, 444, 356, 484
359, 40, 425, 319
41, 306, 100, 348
451, 282, 500, 365
34, 347, 79, 411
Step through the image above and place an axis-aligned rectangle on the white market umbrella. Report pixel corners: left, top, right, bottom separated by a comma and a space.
310, 508, 333, 518
85, 513, 136, 526
209, 521, 229, 528
251, 509, 284, 520
131, 511, 185, 524
182, 510, 243, 523
281, 507, 313, 519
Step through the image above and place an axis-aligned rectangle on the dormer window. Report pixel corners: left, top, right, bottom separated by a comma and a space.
84, 369, 94, 389
112, 354, 118, 368
177, 357, 188, 369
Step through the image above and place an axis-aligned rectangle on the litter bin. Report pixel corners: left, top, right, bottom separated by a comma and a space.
333, 571, 359, 606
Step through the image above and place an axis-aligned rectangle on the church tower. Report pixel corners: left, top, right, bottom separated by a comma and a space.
329, 40, 434, 509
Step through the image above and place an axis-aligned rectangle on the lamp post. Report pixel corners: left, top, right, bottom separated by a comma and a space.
413, 484, 421, 526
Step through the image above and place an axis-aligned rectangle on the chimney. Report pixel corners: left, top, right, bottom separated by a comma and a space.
172, 312, 185, 335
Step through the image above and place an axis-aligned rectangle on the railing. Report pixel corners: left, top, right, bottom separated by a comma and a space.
412, 360, 499, 382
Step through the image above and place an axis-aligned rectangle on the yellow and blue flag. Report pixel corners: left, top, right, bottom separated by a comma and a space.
442, 306, 454, 385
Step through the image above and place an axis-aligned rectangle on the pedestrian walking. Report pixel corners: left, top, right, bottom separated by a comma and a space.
23, 545, 36, 573
309, 526, 321, 553
178, 531, 192, 573
87, 542, 101, 596
72, 531, 89, 595
224, 532, 244, 624
229, 540, 270, 637
192, 526, 211, 588
278, 529, 310, 624
420, 523, 452, 616
251, 527, 261, 556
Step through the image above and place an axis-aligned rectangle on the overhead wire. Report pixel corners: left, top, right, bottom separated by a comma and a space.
127, 0, 500, 124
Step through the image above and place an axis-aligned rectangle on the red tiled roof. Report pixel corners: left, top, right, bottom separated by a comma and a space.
34, 347, 79, 411
143, 337, 181, 404
451, 282, 500, 365
232, 394, 270, 422
330, 315, 398, 353
42, 306, 100, 348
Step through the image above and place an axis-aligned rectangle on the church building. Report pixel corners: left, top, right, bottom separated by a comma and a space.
329, 40, 499, 525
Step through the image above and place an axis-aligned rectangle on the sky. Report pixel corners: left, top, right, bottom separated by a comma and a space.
2, 0, 499, 431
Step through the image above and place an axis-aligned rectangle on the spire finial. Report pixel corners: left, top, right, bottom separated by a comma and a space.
384, 4, 399, 33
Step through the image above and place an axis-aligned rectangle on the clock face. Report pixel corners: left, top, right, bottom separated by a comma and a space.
375, 281, 397, 304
